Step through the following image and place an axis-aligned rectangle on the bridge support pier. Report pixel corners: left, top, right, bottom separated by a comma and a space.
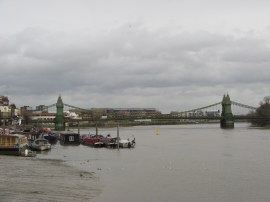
220, 94, 234, 129
55, 95, 65, 131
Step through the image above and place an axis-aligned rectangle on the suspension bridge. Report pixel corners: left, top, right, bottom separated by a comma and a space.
178, 100, 256, 115
29, 94, 258, 130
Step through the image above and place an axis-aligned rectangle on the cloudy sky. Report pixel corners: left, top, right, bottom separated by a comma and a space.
1, 0, 270, 113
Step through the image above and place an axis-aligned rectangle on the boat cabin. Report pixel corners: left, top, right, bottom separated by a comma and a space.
0, 134, 28, 155
59, 132, 80, 145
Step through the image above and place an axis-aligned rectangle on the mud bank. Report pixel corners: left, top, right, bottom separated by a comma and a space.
0, 156, 101, 202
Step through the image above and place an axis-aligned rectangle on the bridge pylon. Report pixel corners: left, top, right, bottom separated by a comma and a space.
55, 95, 65, 131
220, 94, 234, 129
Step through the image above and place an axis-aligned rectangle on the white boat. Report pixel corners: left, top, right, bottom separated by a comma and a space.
119, 138, 135, 148
20, 149, 37, 157
31, 138, 51, 151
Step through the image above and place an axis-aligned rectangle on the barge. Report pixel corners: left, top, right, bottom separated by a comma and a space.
0, 134, 28, 155
59, 132, 80, 145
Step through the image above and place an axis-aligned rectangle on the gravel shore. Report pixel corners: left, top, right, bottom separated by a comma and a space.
0, 155, 101, 202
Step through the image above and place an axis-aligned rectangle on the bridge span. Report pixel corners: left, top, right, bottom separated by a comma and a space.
31, 94, 257, 130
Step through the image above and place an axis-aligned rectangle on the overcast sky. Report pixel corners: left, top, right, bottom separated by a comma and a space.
1, 0, 270, 113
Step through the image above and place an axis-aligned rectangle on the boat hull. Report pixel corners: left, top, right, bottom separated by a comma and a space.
0, 134, 29, 155
0, 147, 20, 155
31, 145, 51, 151
119, 139, 135, 148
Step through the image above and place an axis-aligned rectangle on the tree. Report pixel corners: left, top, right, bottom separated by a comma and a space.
249, 96, 270, 127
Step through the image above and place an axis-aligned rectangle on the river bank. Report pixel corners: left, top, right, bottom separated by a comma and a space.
0, 155, 101, 202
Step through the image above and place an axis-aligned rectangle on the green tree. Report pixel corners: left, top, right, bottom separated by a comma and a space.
249, 96, 270, 127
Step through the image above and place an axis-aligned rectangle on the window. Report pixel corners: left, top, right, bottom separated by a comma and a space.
69, 136, 74, 141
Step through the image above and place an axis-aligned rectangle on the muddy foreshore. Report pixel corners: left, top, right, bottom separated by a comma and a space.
0, 155, 101, 202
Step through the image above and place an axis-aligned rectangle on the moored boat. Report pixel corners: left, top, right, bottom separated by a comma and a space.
59, 132, 80, 145
0, 134, 29, 155
43, 132, 58, 144
31, 138, 51, 151
104, 137, 118, 148
81, 134, 101, 146
20, 148, 37, 157
41, 128, 58, 144
119, 138, 136, 148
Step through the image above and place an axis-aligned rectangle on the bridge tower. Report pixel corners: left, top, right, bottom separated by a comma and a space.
55, 95, 65, 131
220, 94, 234, 128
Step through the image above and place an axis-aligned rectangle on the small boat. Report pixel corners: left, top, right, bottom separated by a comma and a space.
31, 138, 51, 151
43, 132, 58, 144
119, 138, 136, 148
82, 134, 116, 147
81, 134, 102, 146
20, 148, 37, 157
40, 128, 58, 144
104, 137, 118, 148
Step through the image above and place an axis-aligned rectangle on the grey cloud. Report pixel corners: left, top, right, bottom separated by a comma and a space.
1, 24, 270, 111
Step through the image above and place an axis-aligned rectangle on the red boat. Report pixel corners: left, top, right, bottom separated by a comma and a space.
81, 134, 117, 148
81, 134, 103, 146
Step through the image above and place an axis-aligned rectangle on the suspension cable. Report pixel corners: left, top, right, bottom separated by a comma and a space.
179, 102, 222, 113
231, 101, 257, 110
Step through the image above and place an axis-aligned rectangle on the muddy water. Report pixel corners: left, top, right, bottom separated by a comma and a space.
1, 123, 270, 202
0, 156, 101, 201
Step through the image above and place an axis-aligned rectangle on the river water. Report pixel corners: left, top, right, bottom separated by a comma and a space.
32, 123, 270, 201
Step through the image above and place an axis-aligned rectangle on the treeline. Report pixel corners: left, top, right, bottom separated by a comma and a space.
248, 96, 270, 127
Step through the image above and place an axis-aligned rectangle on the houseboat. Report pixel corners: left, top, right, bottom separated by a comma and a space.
0, 134, 28, 155
59, 132, 80, 145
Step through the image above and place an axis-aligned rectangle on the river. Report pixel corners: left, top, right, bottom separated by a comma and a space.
2, 123, 270, 202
